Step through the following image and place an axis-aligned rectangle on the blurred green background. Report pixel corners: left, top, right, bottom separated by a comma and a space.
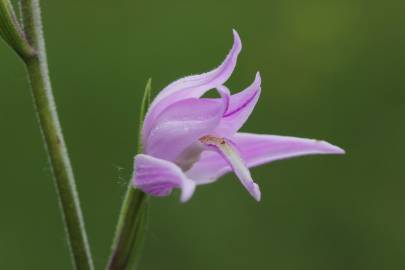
1, 0, 404, 269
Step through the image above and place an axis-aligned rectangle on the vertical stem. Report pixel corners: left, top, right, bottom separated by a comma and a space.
107, 188, 148, 270
106, 79, 152, 270
20, 1, 95, 269
0, 0, 35, 58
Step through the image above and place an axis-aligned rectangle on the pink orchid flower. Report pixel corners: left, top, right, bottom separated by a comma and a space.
133, 30, 344, 202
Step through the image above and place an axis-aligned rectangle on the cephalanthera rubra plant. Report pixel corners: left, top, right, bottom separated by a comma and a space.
0, 1, 344, 269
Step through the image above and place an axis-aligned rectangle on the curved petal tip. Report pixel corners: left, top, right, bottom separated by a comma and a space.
232, 29, 242, 53
180, 180, 196, 203
250, 182, 261, 202
317, 140, 346, 155
255, 71, 261, 84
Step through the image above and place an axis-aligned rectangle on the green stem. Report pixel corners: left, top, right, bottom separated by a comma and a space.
107, 79, 152, 270
20, 1, 95, 269
107, 188, 148, 270
0, 0, 35, 59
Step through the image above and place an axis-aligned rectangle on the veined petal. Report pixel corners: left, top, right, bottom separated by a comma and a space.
214, 73, 261, 137
145, 98, 225, 161
200, 136, 261, 201
133, 154, 196, 202
143, 30, 242, 145
187, 132, 345, 184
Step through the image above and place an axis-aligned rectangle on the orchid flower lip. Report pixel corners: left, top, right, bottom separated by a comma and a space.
199, 135, 226, 146
198, 135, 262, 201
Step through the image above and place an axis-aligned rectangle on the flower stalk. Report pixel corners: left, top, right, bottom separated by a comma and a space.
1, 0, 96, 269
0, 0, 35, 59
106, 79, 152, 270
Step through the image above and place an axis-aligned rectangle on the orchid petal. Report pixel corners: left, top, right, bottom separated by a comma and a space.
200, 136, 261, 201
216, 85, 231, 113
143, 30, 242, 145
133, 154, 196, 202
145, 98, 225, 161
187, 132, 345, 184
214, 73, 261, 137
